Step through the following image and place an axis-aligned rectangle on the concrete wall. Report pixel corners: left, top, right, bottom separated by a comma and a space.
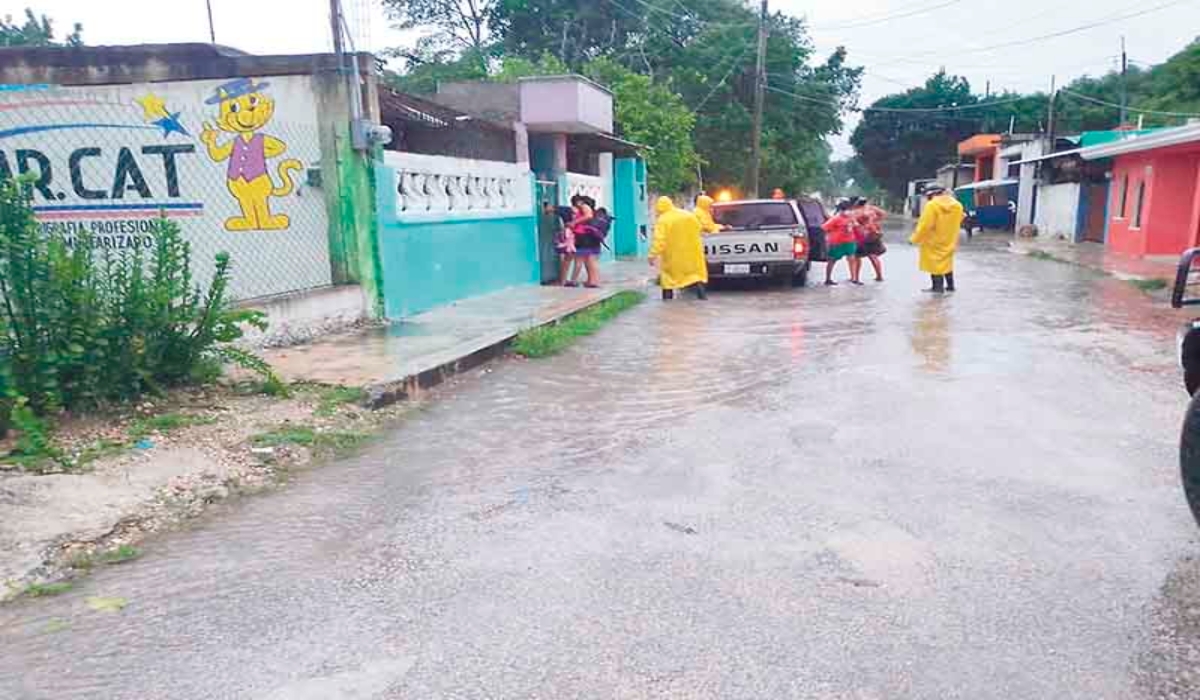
237, 284, 370, 347
433, 82, 520, 123
1108, 150, 1200, 256
519, 77, 613, 134
613, 157, 648, 257
375, 152, 539, 318
1034, 182, 1081, 240
0, 44, 384, 318
0, 77, 333, 301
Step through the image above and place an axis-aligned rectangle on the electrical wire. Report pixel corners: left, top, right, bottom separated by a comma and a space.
887, 0, 1191, 59
693, 41, 755, 112
765, 82, 1037, 115
1059, 88, 1200, 118
810, 0, 965, 31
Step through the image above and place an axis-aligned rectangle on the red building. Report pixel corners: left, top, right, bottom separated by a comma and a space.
958, 133, 1003, 183
1081, 123, 1200, 256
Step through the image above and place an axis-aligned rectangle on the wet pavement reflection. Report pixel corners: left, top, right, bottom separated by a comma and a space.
4, 231, 1200, 699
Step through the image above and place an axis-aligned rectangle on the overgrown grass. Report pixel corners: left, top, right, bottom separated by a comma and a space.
303, 384, 368, 417
251, 424, 371, 456
3, 408, 220, 473
512, 291, 646, 358
1130, 277, 1170, 292
97, 545, 141, 565
23, 582, 73, 598
127, 412, 216, 440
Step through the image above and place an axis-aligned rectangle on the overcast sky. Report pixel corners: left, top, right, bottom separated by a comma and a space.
14, 0, 1200, 157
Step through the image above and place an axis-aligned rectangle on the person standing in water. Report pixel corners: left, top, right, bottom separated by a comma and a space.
853, 196, 887, 282
910, 186, 965, 293
821, 199, 861, 286
649, 196, 708, 300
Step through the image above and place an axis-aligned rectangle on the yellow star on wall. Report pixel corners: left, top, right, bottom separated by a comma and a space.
135, 93, 169, 121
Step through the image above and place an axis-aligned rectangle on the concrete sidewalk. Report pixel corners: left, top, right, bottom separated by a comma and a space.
1010, 236, 1179, 283
262, 260, 652, 405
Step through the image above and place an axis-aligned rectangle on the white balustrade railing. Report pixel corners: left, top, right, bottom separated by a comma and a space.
383, 151, 532, 220
566, 172, 609, 209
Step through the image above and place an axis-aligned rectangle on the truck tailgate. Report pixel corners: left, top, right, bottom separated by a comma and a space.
704, 231, 796, 263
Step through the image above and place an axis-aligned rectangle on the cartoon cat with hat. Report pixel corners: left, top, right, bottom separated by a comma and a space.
200, 77, 303, 231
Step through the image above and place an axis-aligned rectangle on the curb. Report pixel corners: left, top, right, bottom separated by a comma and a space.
362, 282, 648, 409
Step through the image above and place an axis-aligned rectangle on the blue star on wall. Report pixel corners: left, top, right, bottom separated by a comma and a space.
153, 112, 189, 137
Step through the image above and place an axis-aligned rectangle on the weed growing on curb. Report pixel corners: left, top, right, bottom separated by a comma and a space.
252, 424, 371, 456
1130, 277, 1169, 292
512, 291, 645, 358
97, 545, 141, 565
23, 582, 73, 598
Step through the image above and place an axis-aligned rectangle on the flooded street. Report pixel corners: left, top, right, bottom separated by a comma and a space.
6, 234, 1200, 699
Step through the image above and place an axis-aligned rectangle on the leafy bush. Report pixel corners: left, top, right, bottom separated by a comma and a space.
0, 178, 271, 434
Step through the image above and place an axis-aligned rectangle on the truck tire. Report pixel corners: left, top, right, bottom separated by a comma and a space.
1180, 391, 1200, 528
791, 264, 809, 288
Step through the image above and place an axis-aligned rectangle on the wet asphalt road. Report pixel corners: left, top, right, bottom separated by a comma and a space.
6, 232, 1200, 699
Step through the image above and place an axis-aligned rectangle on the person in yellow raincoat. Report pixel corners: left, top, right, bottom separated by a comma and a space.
693, 194, 726, 235
910, 186, 965, 293
649, 196, 708, 300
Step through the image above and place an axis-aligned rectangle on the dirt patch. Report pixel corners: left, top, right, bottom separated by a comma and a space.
0, 383, 414, 601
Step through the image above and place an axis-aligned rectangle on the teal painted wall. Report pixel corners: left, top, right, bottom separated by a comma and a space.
614, 158, 648, 257
375, 166, 541, 318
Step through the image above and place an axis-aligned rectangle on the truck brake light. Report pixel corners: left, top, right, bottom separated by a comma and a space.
793, 237, 807, 260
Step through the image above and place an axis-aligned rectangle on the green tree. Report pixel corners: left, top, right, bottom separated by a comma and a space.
850, 71, 978, 198
492, 53, 700, 192
0, 8, 82, 47
387, 0, 861, 195
382, 0, 497, 72
585, 58, 699, 193
385, 48, 489, 95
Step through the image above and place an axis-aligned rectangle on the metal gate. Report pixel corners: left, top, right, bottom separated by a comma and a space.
535, 180, 560, 284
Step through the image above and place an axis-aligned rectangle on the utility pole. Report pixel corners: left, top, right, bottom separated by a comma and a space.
1120, 36, 1129, 127
1046, 75, 1057, 148
748, 0, 768, 198
205, 0, 216, 43
329, 0, 345, 57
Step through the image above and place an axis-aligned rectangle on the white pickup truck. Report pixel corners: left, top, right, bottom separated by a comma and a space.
706, 199, 811, 287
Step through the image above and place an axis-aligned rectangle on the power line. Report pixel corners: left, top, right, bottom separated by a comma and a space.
765, 82, 1037, 115
894, 0, 1191, 58
811, 0, 965, 30
1060, 88, 1200, 118
614, 0, 756, 28
694, 41, 756, 112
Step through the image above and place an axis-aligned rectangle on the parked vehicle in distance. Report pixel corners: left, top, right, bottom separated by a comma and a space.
795, 197, 830, 262
1170, 247, 1200, 526
707, 199, 810, 287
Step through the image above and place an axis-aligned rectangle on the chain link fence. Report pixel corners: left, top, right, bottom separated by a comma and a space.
0, 81, 335, 301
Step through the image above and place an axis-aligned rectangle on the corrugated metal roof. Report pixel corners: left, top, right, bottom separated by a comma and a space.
955, 178, 1018, 191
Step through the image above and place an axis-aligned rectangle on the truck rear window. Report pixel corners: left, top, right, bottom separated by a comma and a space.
712, 202, 798, 230
798, 201, 827, 228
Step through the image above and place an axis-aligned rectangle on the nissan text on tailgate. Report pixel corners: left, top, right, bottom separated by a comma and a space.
707, 199, 810, 287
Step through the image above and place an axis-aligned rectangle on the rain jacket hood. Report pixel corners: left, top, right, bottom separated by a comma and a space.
694, 195, 722, 234
650, 200, 708, 290
910, 194, 964, 275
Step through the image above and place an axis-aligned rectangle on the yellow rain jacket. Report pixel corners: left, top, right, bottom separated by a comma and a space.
694, 195, 723, 234
910, 194, 965, 275
650, 196, 708, 290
